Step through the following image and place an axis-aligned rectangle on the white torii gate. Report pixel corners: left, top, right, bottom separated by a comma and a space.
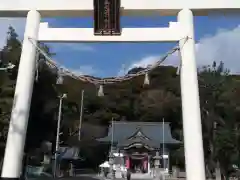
1, 1, 240, 180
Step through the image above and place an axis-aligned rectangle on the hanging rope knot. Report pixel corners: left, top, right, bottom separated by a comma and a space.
186, 36, 193, 40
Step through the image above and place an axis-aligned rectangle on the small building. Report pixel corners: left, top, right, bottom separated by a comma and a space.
98, 121, 180, 174
57, 146, 84, 176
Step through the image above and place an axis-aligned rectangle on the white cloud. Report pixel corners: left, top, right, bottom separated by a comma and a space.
118, 56, 162, 76
195, 26, 240, 74
120, 25, 240, 75
69, 65, 98, 76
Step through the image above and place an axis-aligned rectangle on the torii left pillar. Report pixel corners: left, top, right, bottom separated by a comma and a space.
1, 10, 40, 180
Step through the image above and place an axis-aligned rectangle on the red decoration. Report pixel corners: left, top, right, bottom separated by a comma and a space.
126, 156, 130, 169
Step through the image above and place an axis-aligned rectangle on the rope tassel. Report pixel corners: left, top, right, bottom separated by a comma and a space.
176, 55, 182, 76
176, 65, 181, 75
143, 72, 150, 86
98, 85, 104, 97
35, 50, 39, 82
56, 69, 64, 85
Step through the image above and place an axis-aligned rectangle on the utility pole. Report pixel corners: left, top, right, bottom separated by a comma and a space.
161, 118, 165, 180
78, 90, 84, 141
68, 90, 84, 177
54, 93, 67, 178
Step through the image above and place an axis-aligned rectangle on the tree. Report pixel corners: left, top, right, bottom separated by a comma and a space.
198, 61, 238, 178
0, 26, 22, 166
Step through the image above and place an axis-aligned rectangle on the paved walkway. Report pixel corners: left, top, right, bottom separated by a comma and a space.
28, 173, 185, 180
28, 174, 100, 180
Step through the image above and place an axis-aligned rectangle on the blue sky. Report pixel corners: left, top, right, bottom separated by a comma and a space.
0, 14, 240, 77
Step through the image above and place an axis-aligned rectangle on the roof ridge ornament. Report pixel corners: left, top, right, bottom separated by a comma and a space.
136, 130, 143, 136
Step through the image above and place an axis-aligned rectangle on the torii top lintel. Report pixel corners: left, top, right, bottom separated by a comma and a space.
0, 0, 240, 17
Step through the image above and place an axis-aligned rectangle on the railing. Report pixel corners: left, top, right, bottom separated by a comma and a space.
25, 165, 52, 178
26, 166, 44, 176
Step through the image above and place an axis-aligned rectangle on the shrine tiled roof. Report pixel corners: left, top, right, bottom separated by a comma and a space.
97, 121, 180, 144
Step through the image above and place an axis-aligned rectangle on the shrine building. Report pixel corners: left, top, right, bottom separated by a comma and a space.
98, 121, 180, 174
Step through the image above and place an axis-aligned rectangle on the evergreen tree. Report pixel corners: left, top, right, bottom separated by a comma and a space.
0, 26, 21, 153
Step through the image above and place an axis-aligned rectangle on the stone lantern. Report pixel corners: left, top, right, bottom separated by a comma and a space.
153, 151, 161, 178
109, 151, 115, 179
153, 151, 161, 168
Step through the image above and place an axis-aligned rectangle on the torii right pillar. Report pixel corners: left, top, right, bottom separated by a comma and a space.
178, 9, 206, 180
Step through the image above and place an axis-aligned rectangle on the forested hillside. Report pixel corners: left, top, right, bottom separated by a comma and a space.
0, 27, 240, 178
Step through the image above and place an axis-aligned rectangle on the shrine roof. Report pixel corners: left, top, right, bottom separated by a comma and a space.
97, 121, 180, 144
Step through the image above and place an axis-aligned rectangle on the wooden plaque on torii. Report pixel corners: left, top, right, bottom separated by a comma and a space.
94, 0, 121, 36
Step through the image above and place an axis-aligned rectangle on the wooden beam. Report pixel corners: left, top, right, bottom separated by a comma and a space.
0, 0, 239, 17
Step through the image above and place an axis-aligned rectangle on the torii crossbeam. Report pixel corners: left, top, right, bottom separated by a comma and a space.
1, 1, 239, 180
0, 0, 240, 17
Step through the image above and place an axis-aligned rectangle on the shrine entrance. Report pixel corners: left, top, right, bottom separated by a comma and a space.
1, 0, 238, 180
130, 157, 146, 173
127, 147, 150, 173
